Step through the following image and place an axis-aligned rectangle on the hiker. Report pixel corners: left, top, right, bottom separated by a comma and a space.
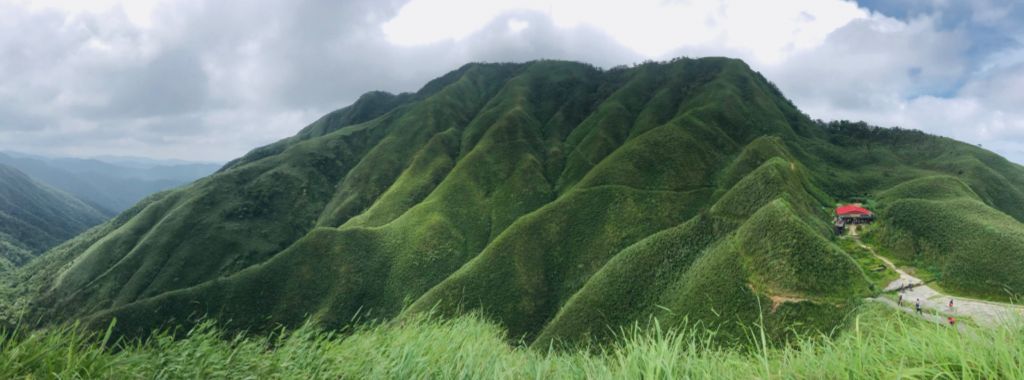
898, 294, 903, 306
948, 316, 956, 327
915, 299, 922, 314
949, 299, 954, 311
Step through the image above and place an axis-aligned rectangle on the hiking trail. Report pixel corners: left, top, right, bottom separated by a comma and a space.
847, 225, 1024, 327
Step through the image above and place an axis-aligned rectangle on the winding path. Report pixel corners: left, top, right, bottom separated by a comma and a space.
848, 225, 1024, 327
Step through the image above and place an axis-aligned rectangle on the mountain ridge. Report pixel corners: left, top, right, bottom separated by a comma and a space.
0, 163, 108, 269
0, 152, 220, 214
5, 57, 1024, 344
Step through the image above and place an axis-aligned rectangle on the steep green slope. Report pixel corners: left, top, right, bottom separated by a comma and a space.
868, 175, 1024, 300
0, 237, 29, 271
10, 57, 1024, 344
0, 192, 164, 323
533, 156, 864, 345
0, 164, 107, 268
876, 175, 981, 202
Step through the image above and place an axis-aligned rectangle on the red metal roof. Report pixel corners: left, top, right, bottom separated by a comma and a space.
836, 204, 872, 216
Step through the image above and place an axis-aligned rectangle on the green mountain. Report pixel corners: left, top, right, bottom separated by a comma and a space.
0, 164, 108, 269
10, 57, 1024, 344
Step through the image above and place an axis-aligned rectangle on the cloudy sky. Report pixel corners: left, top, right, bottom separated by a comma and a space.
1, 0, 1021, 163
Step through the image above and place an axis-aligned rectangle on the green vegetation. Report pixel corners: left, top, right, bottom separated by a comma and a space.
4, 56, 1024, 350
737, 199, 868, 300
861, 174, 1024, 300
873, 197, 1024, 301
876, 175, 981, 202
836, 237, 898, 291
2, 305, 1023, 379
0, 163, 107, 268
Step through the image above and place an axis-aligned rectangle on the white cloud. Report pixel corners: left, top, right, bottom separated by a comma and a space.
0, 0, 1022, 164
757, 11, 1024, 162
507, 18, 529, 34
3, 0, 164, 28
768, 14, 969, 112
382, 0, 867, 62
381, 0, 1024, 162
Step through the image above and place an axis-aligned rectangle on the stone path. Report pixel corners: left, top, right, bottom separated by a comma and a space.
849, 225, 1024, 327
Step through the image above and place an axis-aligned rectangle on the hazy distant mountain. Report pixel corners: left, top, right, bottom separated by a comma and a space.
89, 155, 212, 167
0, 163, 107, 268
0, 152, 220, 214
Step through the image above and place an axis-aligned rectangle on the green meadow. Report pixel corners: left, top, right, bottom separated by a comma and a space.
2, 304, 1022, 379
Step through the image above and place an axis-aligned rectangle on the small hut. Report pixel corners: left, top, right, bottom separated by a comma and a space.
836, 204, 874, 224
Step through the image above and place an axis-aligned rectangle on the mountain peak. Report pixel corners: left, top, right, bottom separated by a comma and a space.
8, 57, 1024, 345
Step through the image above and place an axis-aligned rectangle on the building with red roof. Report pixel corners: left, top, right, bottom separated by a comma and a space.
835, 204, 874, 224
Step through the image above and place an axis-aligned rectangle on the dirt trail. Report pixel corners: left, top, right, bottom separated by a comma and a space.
769, 295, 806, 312
866, 297, 967, 331
848, 225, 1024, 327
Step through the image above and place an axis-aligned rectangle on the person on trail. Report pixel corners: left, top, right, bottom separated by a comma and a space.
949, 299, 954, 311
915, 299, 922, 315
948, 316, 956, 327
898, 294, 903, 307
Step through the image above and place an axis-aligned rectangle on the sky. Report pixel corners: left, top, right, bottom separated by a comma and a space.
0, 0, 1021, 163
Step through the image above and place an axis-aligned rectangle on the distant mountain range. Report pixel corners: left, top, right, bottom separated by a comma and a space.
0, 152, 220, 214
0, 163, 108, 270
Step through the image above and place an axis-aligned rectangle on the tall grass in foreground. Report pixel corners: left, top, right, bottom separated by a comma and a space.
1, 304, 1022, 379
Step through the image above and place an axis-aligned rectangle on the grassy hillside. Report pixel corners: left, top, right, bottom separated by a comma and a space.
6, 57, 1024, 345
0, 194, 166, 325
867, 175, 1024, 300
2, 305, 1024, 379
0, 164, 107, 269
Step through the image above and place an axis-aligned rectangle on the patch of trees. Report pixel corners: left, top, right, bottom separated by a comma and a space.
817, 120, 933, 146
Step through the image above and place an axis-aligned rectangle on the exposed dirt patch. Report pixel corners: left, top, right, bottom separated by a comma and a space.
769, 295, 807, 313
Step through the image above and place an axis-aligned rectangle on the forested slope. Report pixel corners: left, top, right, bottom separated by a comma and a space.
0, 164, 107, 269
